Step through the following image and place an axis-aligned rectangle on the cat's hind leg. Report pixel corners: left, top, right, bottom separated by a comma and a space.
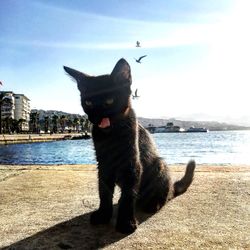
136, 165, 171, 214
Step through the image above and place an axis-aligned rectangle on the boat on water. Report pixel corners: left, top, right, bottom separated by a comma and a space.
146, 122, 209, 134
186, 127, 208, 133
147, 122, 185, 133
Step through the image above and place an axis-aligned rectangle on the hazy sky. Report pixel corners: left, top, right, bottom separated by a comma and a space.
0, 0, 249, 124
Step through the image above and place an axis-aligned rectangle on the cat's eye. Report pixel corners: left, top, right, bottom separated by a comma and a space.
85, 100, 92, 106
105, 98, 114, 105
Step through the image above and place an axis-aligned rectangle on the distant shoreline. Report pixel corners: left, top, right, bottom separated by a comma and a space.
1, 129, 250, 145
138, 117, 250, 131
1, 164, 250, 170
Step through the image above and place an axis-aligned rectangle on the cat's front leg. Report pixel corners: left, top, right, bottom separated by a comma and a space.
116, 163, 141, 234
90, 171, 115, 225
116, 187, 138, 234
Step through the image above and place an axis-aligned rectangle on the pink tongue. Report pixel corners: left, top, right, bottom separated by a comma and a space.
98, 118, 110, 128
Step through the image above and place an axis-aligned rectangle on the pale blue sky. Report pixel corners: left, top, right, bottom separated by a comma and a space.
1, 0, 249, 125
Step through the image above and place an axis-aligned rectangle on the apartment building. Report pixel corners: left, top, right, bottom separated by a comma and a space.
14, 94, 31, 131
0, 91, 15, 119
0, 91, 31, 131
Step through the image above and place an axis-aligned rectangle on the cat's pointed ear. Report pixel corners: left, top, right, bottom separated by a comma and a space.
111, 58, 132, 86
63, 66, 87, 82
63, 66, 89, 91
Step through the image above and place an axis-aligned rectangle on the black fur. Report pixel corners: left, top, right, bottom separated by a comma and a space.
64, 58, 195, 234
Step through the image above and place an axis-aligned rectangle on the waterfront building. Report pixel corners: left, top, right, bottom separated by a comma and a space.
0, 91, 31, 131
14, 94, 31, 131
0, 91, 15, 119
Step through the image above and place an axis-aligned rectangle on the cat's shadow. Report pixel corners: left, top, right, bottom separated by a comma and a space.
2, 205, 152, 250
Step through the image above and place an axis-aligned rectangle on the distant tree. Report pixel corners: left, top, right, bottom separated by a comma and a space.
65, 116, 73, 132
44, 116, 49, 133
29, 113, 35, 133
30, 111, 40, 133
73, 117, 80, 132
84, 119, 91, 132
52, 114, 58, 133
10, 119, 18, 133
80, 117, 85, 132
59, 115, 67, 133
2, 117, 14, 134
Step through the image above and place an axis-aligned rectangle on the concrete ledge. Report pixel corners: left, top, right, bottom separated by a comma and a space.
0, 165, 249, 249
0, 134, 87, 145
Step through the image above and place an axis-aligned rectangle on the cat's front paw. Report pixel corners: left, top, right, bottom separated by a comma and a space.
116, 219, 138, 234
90, 209, 112, 225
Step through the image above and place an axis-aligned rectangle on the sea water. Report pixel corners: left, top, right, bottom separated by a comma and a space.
0, 130, 250, 165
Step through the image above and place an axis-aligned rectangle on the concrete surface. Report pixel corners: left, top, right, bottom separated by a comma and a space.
0, 164, 249, 249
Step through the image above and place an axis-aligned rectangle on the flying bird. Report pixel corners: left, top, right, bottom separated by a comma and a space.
135, 55, 147, 63
136, 41, 141, 47
132, 89, 140, 99
134, 55, 147, 63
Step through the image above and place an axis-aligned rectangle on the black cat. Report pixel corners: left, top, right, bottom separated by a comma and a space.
64, 58, 195, 234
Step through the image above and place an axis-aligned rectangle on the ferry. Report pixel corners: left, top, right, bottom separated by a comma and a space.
147, 122, 185, 133
186, 127, 208, 133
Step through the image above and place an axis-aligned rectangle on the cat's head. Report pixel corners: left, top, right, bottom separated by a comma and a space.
64, 58, 132, 128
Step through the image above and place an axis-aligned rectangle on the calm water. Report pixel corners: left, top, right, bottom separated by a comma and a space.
0, 131, 250, 165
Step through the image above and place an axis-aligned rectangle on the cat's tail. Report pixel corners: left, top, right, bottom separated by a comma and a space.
173, 160, 196, 197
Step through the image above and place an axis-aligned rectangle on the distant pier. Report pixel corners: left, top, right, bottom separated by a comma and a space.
0, 133, 91, 145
